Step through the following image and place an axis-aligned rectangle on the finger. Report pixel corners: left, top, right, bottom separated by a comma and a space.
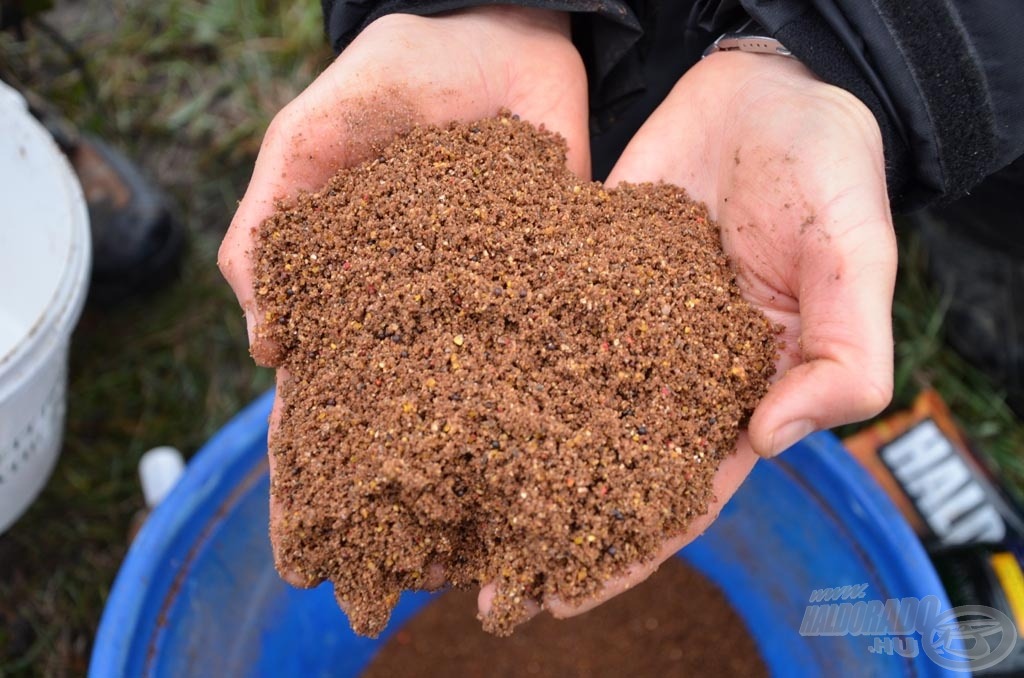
477, 582, 543, 624
424, 563, 447, 591
747, 191, 896, 458
474, 439, 758, 623
267, 368, 321, 588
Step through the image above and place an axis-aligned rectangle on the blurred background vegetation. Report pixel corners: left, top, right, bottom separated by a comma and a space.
0, 1, 328, 674
0, 1, 1020, 675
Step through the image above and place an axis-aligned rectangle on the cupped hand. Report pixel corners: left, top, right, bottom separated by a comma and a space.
217, 7, 588, 589
485, 50, 897, 622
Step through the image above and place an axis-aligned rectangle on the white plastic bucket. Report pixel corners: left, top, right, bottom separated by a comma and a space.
0, 80, 91, 534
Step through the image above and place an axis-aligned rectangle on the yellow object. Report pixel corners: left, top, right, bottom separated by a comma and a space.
990, 552, 1024, 637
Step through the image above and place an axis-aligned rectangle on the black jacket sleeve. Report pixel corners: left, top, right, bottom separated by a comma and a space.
321, 0, 1024, 210
741, 0, 1024, 209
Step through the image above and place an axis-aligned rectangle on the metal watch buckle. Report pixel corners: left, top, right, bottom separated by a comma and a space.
703, 34, 794, 59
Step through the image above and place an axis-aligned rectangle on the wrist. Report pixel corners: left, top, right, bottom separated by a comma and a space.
704, 51, 878, 135
702, 50, 817, 89
450, 5, 570, 41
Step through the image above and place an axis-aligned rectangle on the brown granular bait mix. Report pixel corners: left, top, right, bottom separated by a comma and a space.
364, 558, 768, 678
255, 112, 777, 637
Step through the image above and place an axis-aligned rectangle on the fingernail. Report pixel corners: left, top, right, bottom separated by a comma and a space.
245, 311, 256, 346
769, 419, 814, 457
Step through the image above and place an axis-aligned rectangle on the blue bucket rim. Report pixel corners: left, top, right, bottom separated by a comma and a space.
90, 390, 952, 676
90, 390, 276, 676
774, 431, 952, 616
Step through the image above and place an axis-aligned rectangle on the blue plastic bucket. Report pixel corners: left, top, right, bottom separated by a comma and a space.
91, 392, 957, 677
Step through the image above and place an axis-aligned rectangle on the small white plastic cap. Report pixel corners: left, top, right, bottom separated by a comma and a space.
139, 446, 185, 509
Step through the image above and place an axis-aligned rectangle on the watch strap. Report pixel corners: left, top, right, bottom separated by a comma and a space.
702, 18, 795, 59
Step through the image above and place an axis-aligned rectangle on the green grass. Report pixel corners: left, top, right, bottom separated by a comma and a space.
0, 244, 275, 676
888, 226, 1024, 495
0, 1, 327, 675
1, 2, 1022, 676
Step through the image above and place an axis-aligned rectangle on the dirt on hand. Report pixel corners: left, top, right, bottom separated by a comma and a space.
254, 112, 777, 637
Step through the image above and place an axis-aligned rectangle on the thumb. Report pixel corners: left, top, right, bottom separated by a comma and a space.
747, 190, 897, 457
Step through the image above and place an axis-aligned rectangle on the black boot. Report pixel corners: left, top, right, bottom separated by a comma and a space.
68, 133, 186, 306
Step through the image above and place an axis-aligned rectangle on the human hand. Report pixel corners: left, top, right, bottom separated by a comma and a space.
217, 7, 588, 589
486, 50, 897, 622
